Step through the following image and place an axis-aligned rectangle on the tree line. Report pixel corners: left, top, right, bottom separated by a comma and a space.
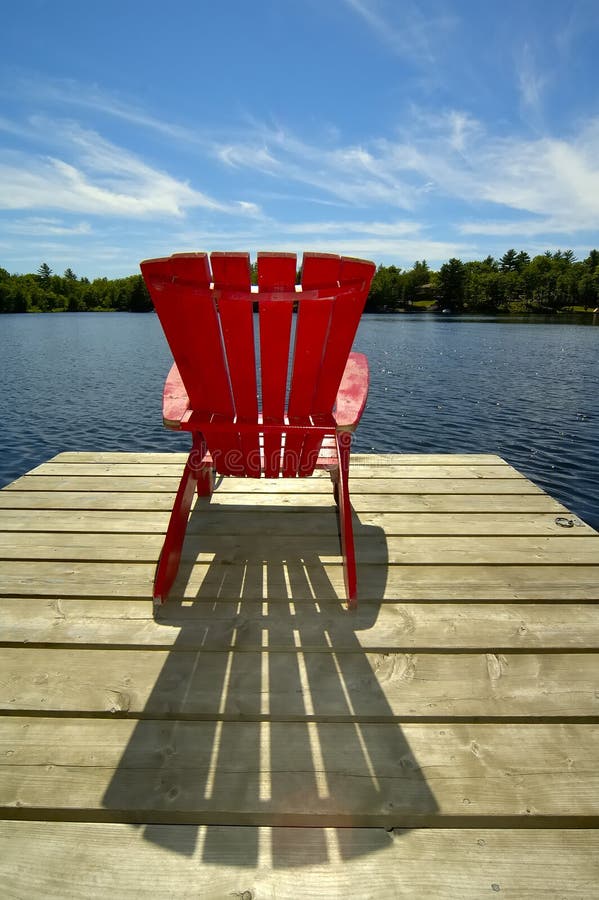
365, 249, 599, 313
1, 249, 598, 314
0, 263, 152, 313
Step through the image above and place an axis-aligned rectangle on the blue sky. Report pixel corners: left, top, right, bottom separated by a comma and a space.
1, 0, 599, 278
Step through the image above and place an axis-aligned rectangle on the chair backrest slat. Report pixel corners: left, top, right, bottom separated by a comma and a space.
256, 253, 297, 476
258, 252, 297, 292
259, 297, 294, 476
210, 251, 252, 290
170, 252, 212, 287
141, 251, 375, 479
141, 258, 213, 414
312, 256, 375, 413
283, 295, 333, 476
218, 296, 260, 476
301, 252, 341, 288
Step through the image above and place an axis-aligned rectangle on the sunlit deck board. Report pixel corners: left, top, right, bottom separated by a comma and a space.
1, 452, 599, 895
0, 533, 597, 564
2, 560, 598, 599
4, 598, 599, 650
2, 824, 598, 900
3, 647, 599, 718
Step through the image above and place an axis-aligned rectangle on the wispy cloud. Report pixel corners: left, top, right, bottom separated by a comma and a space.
554, 2, 599, 59
0, 116, 261, 219
343, 0, 456, 64
213, 125, 422, 210
0, 148, 213, 217
6, 217, 92, 236
216, 111, 599, 235
515, 42, 547, 126
283, 220, 420, 236
170, 223, 472, 265
10, 76, 203, 145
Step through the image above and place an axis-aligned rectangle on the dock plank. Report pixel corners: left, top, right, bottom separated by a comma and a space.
3, 599, 599, 650
52, 451, 507, 465
0, 508, 592, 536
2, 647, 598, 719
4, 475, 546, 494
1, 559, 598, 600
1, 559, 599, 600
0, 531, 597, 565
1, 823, 598, 900
28, 462, 526, 480
1, 718, 598, 825
0, 489, 568, 514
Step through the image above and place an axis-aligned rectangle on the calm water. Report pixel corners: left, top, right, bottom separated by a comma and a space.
1, 312, 598, 529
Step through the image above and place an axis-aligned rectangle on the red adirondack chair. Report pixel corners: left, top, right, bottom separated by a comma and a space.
141, 251, 375, 609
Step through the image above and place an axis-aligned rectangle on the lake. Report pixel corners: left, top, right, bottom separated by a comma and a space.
1, 311, 598, 530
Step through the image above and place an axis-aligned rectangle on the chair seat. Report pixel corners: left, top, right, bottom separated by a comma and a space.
163, 353, 370, 435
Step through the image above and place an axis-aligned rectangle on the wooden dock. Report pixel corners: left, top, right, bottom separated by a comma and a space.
1, 451, 598, 897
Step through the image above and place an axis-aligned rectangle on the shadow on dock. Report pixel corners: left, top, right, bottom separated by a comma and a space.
102, 499, 438, 866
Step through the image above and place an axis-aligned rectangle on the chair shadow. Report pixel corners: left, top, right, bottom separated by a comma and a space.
103, 495, 438, 867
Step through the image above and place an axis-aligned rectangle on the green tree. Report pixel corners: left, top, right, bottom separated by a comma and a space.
403, 260, 431, 304
366, 264, 403, 311
500, 249, 518, 272
128, 275, 153, 312
37, 262, 53, 281
438, 258, 466, 310
579, 270, 599, 310
464, 261, 506, 312
584, 249, 599, 269
500, 249, 529, 273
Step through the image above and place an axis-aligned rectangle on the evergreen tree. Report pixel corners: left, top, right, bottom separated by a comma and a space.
438, 258, 466, 310
37, 262, 53, 280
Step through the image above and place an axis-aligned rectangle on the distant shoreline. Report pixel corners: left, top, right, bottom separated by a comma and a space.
2, 248, 598, 315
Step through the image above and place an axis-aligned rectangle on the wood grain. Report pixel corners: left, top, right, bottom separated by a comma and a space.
1, 823, 597, 900
0, 508, 592, 535
1, 718, 598, 825
3, 598, 599, 650
2, 647, 598, 719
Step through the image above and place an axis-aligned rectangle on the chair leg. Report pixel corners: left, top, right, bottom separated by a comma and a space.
153, 435, 208, 607
335, 430, 357, 609
191, 433, 214, 498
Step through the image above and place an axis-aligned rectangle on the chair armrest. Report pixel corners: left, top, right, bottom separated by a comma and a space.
334, 352, 369, 431
163, 363, 190, 429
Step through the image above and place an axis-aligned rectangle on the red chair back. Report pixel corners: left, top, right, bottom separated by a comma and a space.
141, 251, 375, 477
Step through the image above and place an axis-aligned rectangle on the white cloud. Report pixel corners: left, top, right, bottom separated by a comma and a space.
213, 126, 422, 210
169, 218, 472, 268
0, 151, 210, 217
0, 118, 262, 219
282, 219, 420, 236
473, 132, 599, 226
212, 112, 599, 241
218, 144, 281, 172
515, 42, 547, 123
6, 217, 92, 236
343, 0, 456, 63
12, 77, 202, 145
251, 235, 472, 263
